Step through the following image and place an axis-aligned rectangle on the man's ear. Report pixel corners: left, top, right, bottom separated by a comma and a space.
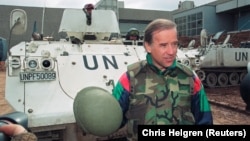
144, 42, 151, 53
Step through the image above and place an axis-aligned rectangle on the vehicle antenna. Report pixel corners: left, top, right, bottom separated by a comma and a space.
41, 0, 46, 40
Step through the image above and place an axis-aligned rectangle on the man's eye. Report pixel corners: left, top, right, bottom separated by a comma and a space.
172, 42, 178, 47
160, 44, 167, 48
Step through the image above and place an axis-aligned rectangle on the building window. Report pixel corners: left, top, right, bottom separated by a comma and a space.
175, 12, 203, 36
175, 16, 187, 36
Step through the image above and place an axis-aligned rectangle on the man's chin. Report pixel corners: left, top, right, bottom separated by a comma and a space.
163, 64, 172, 68
163, 61, 173, 67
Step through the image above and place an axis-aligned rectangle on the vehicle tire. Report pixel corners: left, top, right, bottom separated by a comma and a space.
217, 73, 228, 87
206, 73, 217, 87
229, 72, 239, 85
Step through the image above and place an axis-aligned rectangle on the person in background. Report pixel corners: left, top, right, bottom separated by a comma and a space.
112, 18, 213, 140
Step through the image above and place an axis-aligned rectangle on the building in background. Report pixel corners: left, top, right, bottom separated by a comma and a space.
0, 0, 250, 47
173, 0, 250, 36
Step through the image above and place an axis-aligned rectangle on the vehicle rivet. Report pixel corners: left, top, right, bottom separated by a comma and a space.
28, 109, 33, 113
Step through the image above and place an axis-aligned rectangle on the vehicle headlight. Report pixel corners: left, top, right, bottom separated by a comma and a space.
26, 58, 39, 70
41, 57, 54, 70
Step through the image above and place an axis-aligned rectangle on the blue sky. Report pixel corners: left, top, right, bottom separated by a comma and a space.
0, 0, 216, 11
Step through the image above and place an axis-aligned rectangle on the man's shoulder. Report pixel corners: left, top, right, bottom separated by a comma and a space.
127, 60, 147, 77
176, 62, 194, 77
127, 60, 147, 70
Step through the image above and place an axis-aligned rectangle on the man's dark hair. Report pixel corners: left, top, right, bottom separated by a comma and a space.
144, 19, 177, 45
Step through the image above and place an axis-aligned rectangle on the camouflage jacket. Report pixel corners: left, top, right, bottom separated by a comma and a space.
112, 54, 213, 138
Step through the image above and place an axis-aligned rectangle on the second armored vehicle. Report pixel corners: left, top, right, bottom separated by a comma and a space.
183, 30, 250, 87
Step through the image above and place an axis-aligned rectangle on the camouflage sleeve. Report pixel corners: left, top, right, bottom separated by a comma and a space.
11, 132, 37, 141
191, 73, 213, 125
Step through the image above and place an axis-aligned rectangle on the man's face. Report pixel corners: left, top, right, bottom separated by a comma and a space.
145, 28, 178, 70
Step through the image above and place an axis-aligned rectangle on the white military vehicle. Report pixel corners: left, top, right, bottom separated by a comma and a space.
183, 29, 250, 87
5, 5, 191, 141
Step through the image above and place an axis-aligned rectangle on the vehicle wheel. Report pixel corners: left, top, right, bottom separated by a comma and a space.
217, 73, 228, 87
229, 72, 239, 85
206, 73, 217, 87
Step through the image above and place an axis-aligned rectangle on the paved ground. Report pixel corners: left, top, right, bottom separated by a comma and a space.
206, 86, 250, 124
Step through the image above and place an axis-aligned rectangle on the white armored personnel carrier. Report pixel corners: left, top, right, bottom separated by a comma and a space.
5, 5, 191, 141
183, 29, 250, 88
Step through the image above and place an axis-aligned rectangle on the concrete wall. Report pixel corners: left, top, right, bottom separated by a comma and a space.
118, 8, 172, 35
0, 5, 64, 47
203, 6, 233, 34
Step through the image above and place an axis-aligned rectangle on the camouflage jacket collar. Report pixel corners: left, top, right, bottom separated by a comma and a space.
146, 53, 176, 75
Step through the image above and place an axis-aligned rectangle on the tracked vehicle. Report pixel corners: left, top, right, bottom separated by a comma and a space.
4, 5, 190, 141
183, 29, 250, 87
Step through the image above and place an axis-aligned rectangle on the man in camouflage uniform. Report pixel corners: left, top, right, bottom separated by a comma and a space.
0, 123, 37, 141
112, 19, 213, 140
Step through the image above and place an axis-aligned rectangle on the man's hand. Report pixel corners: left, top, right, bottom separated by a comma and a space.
0, 122, 27, 136
0, 122, 37, 141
